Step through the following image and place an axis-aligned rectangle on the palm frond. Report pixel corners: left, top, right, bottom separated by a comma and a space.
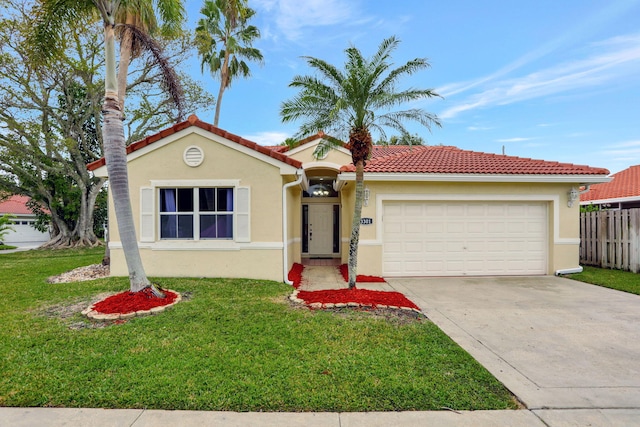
281, 36, 442, 150
120, 23, 184, 120
154, 0, 186, 36
29, 0, 95, 63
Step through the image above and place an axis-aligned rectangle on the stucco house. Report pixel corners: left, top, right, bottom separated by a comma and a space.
88, 115, 610, 282
0, 195, 50, 245
580, 165, 640, 210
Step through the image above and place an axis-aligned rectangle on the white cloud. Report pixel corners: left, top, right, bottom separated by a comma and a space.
611, 139, 640, 148
243, 131, 290, 146
254, 0, 356, 40
467, 125, 493, 131
439, 32, 640, 119
496, 137, 535, 143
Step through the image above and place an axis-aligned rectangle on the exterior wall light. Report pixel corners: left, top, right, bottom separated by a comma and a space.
364, 187, 370, 207
568, 187, 579, 208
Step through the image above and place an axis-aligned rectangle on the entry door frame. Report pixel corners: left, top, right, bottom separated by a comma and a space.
302, 202, 340, 258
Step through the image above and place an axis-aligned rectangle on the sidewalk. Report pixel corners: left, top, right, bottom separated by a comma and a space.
0, 242, 41, 254
0, 407, 545, 427
4, 406, 640, 426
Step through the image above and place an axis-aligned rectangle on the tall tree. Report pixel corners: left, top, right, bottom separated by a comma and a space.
30, 0, 185, 295
195, 0, 263, 126
281, 36, 441, 289
1, 1, 211, 250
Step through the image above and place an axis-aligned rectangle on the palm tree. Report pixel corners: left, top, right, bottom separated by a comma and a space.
281, 36, 441, 289
116, 0, 185, 111
31, 0, 184, 295
195, 0, 263, 126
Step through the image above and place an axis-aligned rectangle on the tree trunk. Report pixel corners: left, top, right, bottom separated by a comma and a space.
117, 15, 135, 111
213, 51, 230, 127
348, 159, 365, 289
74, 179, 102, 244
102, 22, 162, 296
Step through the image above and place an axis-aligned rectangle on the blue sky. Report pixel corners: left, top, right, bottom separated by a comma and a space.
183, 0, 640, 174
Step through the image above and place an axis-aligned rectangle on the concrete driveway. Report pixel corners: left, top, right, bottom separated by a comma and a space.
387, 276, 640, 412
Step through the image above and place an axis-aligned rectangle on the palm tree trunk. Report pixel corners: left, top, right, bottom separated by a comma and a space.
102, 22, 161, 296
348, 159, 365, 289
117, 30, 132, 111
213, 51, 230, 127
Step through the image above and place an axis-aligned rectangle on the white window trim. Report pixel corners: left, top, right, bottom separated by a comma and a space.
147, 180, 249, 248
158, 187, 234, 241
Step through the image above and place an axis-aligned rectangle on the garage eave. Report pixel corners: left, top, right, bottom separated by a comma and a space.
337, 172, 611, 184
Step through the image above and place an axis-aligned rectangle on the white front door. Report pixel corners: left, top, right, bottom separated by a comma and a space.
308, 204, 334, 256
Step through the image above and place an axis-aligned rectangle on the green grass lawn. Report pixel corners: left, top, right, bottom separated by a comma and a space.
0, 247, 518, 411
567, 266, 640, 295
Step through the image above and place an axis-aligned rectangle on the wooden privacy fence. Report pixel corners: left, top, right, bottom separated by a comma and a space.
580, 209, 640, 273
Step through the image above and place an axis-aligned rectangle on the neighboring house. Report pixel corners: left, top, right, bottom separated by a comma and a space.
580, 165, 640, 210
0, 195, 50, 245
88, 115, 610, 281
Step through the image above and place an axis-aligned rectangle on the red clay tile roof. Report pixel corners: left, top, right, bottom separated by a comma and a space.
0, 195, 35, 215
265, 132, 347, 154
580, 165, 640, 202
338, 145, 610, 175
87, 115, 303, 171
370, 145, 419, 159
267, 145, 290, 153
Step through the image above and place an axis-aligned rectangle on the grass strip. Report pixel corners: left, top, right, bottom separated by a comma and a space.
567, 266, 640, 295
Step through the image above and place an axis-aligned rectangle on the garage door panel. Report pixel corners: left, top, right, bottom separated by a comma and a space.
404, 222, 423, 233
425, 221, 445, 233
384, 221, 403, 234
383, 201, 547, 276
467, 221, 486, 233
404, 204, 424, 216
446, 205, 466, 216
466, 205, 486, 216
404, 241, 423, 253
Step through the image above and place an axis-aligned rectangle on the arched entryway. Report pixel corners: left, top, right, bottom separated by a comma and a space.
301, 169, 341, 265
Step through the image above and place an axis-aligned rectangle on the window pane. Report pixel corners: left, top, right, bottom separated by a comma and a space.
160, 215, 177, 238
160, 189, 176, 212
177, 188, 193, 212
217, 214, 233, 238
217, 188, 233, 212
199, 188, 216, 212
200, 215, 217, 238
177, 214, 193, 238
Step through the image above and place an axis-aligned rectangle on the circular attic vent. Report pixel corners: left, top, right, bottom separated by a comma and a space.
183, 146, 204, 167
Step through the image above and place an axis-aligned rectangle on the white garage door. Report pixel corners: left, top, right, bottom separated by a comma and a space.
383, 201, 547, 276
3, 221, 49, 244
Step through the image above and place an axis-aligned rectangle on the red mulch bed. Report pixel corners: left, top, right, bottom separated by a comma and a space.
288, 263, 304, 288
339, 264, 386, 283
296, 288, 420, 310
92, 288, 179, 315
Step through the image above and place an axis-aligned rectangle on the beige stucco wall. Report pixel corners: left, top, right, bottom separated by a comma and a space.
339, 179, 582, 276
107, 130, 296, 282
287, 142, 351, 166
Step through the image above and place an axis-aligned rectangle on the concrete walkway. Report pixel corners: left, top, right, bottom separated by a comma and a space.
299, 264, 396, 291
4, 268, 640, 426
0, 242, 41, 254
